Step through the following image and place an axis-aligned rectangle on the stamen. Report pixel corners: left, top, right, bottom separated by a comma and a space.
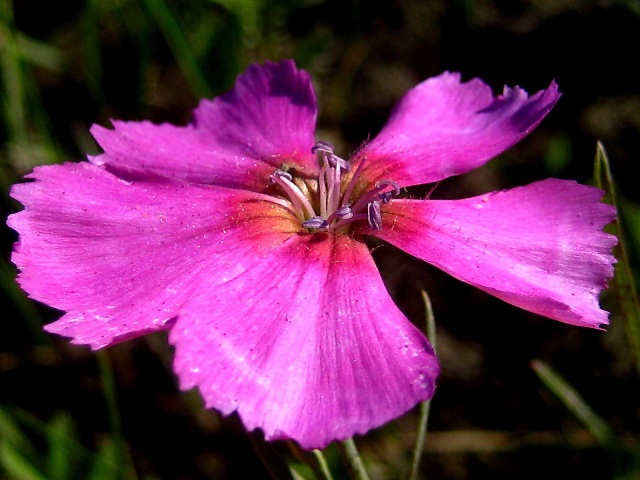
335, 204, 353, 220
326, 204, 353, 227
272, 143, 398, 234
270, 169, 293, 182
302, 216, 329, 230
312, 141, 349, 171
341, 157, 367, 207
367, 201, 383, 230
311, 141, 334, 155
270, 170, 317, 221
376, 179, 401, 203
351, 178, 400, 216
330, 213, 368, 233
327, 154, 349, 171
318, 161, 328, 218
328, 162, 341, 213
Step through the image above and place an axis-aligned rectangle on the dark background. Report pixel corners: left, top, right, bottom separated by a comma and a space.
1, 1, 639, 478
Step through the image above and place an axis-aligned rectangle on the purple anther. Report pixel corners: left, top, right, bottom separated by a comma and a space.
327, 154, 350, 171
375, 179, 400, 195
376, 179, 400, 204
311, 141, 334, 154
302, 216, 329, 230
379, 191, 393, 204
367, 201, 382, 230
275, 170, 293, 180
335, 204, 354, 220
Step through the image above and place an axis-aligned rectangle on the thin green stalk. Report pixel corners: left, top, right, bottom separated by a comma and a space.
287, 441, 335, 480
311, 449, 334, 480
80, 0, 104, 101
531, 359, 615, 447
337, 438, 370, 480
594, 141, 640, 375
407, 290, 437, 480
96, 351, 138, 480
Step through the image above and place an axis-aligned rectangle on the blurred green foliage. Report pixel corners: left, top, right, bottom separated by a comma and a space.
2, 0, 640, 478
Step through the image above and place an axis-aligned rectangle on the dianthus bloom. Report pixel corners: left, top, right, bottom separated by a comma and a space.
8, 60, 616, 449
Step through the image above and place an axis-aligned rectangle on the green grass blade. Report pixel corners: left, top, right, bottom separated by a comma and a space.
0, 443, 47, 480
531, 359, 615, 447
407, 290, 437, 480
79, 0, 104, 101
5, 407, 105, 467
209, 0, 262, 39
15, 33, 65, 71
0, 0, 62, 181
594, 141, 640, 375
45, 413, 75, 480
0, 1, 28, 146
139, 0, 212, 98
86, 439, 120, 480
0, 407, 36, 456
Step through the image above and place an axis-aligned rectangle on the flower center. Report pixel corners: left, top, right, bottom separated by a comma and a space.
270, 142, 399, 234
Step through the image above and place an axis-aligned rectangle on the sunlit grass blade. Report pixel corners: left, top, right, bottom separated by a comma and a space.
0, 407, 37, 458
407, 290, 436, 480
1, 406, 128, 479
5, 407, 105, 467
594, 141, 640, 375
15, 33, 65, 71
531, 359, 615, 446
139, 0, 212, 98
0, 442, 47, 480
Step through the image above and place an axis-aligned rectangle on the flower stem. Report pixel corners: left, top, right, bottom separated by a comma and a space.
337, 438, 370, 480
407, 290, 437, 480
311, 449, 334, 480
286, 442, 335, 480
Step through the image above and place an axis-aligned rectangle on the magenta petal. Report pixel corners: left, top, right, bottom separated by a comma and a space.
91, 60, 318, 191
8, 162, 296, 349
373, 179, 616, 328
355, 72, 560, 187
170, 234, 439, 450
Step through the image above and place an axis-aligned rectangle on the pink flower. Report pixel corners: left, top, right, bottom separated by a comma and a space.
8, 60, 616, 449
